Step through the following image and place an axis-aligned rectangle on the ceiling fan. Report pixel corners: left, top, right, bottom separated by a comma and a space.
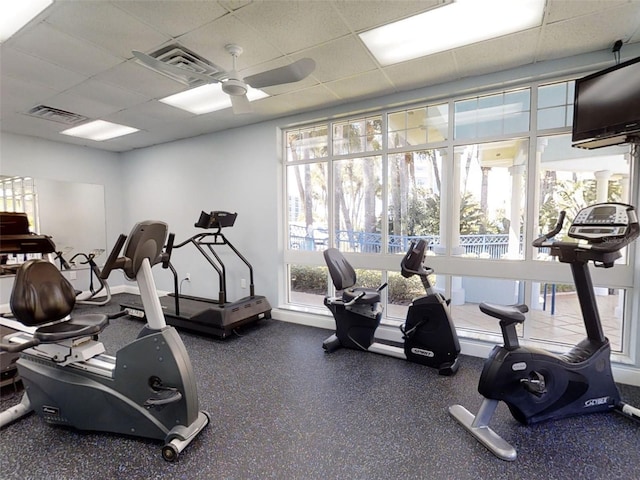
132, 44, 316, 114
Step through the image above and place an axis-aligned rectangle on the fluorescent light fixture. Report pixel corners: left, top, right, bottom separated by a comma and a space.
159, 83, 268, 114
0, 0, 53, 42
359, 0, 545, 66
61, 120, 139, 141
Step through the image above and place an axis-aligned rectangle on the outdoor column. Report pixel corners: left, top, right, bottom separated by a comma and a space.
507, 163, 525, 259
594, 170, 612, 202
531, 138, 548, 312
615, 173, 630, 317
434, 149, 465, 305
593, 170, 612, 296
619, 173, 630, 203
450, 150, 465, 305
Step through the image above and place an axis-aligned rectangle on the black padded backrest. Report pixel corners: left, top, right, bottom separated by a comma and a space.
10, 259, 76, 326
121, 221, 168, 280
323, 248, 356, 291
401, 239, 427, 278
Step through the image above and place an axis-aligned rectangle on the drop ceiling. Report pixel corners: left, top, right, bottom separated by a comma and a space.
1, 0, 639, 153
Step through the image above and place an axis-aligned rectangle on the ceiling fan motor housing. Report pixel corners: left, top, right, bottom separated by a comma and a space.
222, 78, 247, 96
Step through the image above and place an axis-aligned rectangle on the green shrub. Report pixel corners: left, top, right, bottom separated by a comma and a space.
290, 265, 328, 294
387, 274, 427, 305
290, 264, 428, 304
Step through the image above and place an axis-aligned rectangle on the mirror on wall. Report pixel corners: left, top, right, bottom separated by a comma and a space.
1, 175, 107, 269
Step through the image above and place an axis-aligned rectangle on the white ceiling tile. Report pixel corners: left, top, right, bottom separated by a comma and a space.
293, 35, 377, 83
45, 92, 123, 120
332, 0, 447, 32
0, 48, 87, 92
9, 23, 124, 76
545, 0, 631, 23
233, 1, 351, 54
64, 79, 148, 111
275, 85, 342, 112
537, 3, 640, 61
453, 29, 540, 78
325, 70, 395, 100
93, 60, 188, 99
179, 14, 282, 68
114, 0, 229, 37
0, 76, 59, 114
43, 1, 170, 59
248, 94, 296, 117
0, 112, 68, 139
383, 51, 459, 90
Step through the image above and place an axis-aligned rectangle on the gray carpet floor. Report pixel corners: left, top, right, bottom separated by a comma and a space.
1, 293, 639, 480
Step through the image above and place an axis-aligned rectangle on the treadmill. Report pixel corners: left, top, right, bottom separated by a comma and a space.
0, 212, 57, 388
120, 211, 271, 338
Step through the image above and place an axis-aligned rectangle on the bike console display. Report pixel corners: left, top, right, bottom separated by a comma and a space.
569, 203, 638, 243
542, 203, 640, 267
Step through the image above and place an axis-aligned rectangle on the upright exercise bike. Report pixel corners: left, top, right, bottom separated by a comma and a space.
0, 220, 209, 461
449, 202, 640, 461
322, 239, 460, 375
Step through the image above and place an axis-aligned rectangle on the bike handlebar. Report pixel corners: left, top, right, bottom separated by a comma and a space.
162, 233, 175, 269
99, 234, 127, 280
532, 211, 566, 248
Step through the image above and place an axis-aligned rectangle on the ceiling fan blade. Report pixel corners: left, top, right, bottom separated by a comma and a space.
244, 58, 316, 89
230, 94, 253, 114
132, 50, 222, 84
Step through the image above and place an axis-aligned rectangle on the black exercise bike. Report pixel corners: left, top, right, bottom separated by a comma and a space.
449, 202, 640, 460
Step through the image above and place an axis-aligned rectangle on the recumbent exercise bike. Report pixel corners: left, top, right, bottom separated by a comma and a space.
449, 202, 640, 461
322, 239, 460, 375
0, 220, 209, 461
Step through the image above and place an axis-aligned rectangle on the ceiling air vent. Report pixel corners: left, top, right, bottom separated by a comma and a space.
143, 44, 225, 86
26, 105, 88, 125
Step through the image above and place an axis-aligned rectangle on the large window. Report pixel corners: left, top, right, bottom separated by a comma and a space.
537, 81, 574, 130
0, 176, 42, 265
454, 139, 527, 259
283, 79, 637, 354
0, 176, 38, 231
388, 149, 444, 253
334, 156, 382, 253
286, 127, 329, 251
454, 89, 530, 140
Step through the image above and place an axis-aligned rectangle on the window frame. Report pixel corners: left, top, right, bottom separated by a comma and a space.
281, 78, 638, 356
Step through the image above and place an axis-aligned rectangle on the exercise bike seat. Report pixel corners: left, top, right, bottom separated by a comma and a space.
10, 259, 108, 344
479, 302, 528, 326
324, 248, 381, 304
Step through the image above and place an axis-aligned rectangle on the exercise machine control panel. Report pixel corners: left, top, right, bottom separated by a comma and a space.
568, 203, 638, 242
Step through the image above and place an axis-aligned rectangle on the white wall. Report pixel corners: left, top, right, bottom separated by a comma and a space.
120, 123, 281, 302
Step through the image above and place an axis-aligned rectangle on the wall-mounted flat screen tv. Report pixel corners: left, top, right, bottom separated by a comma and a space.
572, 55, 640, 149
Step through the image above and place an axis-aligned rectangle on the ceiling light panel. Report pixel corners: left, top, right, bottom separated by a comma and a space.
359, 0, 545, 66
60, 120, 139, 141
0, 0, 52, 42
160, 84, 268, 114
